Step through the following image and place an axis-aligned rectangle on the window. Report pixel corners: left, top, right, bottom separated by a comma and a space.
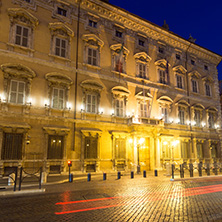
159, 47, 164, 54
191, 59, 195, 65
88, 20, 97, 28
55, 38, 67, 58
115, 138, 126, 159
88, 48, 97, 66
181, 142, 189, 159
194, 110, 201, 127
161, 107, 168, 123
85, 136, 97, 159
47, 135, 64, 159
192, 79, 198, 93
159, 70, 167, 84
115, 99, 124, 117
9, 80, 25, 104
208, 112, 214, 128
205, 84, 211, 96
139, 102, 148, 118
162, 142, 171, 159
211, 144, 217, 158
15, 25, 29, 47
24, 0, 31, 2
2, 133, 23, 160
115, 30, 122, 38
197, 143, 203, 159
176, 54, 181, 60
138, 63, 146, 78
179, 107, 185, 125
52, 88, 64, 109
204, 65, 208, 71
86, 94, 97, 113
57, 7, 67, 17
139, 39, 145, 47
176, 75, 183, 89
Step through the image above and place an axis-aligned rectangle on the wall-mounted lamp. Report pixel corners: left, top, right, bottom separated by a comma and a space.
99, 108, 104, 115
201, 122, 206, 127
67, 102, 72, 110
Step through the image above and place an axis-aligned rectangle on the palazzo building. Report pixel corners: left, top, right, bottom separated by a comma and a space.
0, 0, 221, 175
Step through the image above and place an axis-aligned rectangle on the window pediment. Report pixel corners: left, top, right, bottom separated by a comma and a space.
206, 107, 217, 112
188, 70, 201, 79
49, 22, 74, 38
154, 59, 170, 68
111, 86, 130, 97
202, 76, 214, 83
175, 99, 189, 107
8, 8, 38, 28
135, 90, 152, 101
45, 72, 73, 87
1, 63, 36, 79
110, 44, 129, 57
80, 80, 104, 92
173, 65, 186, 74
157, 96, 173, 105
192, 103, 205, 110
82, 34, 104, 48
134, 52, 151, 63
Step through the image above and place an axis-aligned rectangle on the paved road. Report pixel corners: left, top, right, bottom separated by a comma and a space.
1, 173, 222, 222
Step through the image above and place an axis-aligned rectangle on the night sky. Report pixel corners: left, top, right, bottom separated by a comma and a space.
109, 0, 222, 80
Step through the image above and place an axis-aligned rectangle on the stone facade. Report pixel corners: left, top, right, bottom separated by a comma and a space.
0, 0, 221, 175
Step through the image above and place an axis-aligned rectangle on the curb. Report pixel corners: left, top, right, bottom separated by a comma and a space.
171, 175, 222, 181
0, 188, 45, 196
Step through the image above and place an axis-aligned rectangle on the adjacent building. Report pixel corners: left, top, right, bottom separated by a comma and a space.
0, 0, 221, 176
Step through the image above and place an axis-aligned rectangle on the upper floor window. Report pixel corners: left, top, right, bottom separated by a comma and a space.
208, 112, 215, 128
115, 30, 122, 38
204, 65, 208, 71
88, 20, 97, 28
1, 63, 36, 106
192, 79, 198, 93
205, 83, 211, 96
176, 75, 183, 89
194, 109, 201, 127
157, 96, 173, 123
45, 72, 73, 110
49, 23, 74, 59
159, 70, 167, 84
138, 63, 146, 78
24, 0, 31, 2
161, 107, 168, 123
57, 7, 67, 17
8, 8, 38, 51
9, 80, 25, 104
155, 59, 169, 85
159, 47, 164, 54
52, 88, 65, 109
86, 94, 97, 113
178, 107, 185, 125
88, 48, 98, 66
139, 39, 145, 47
176, 101, 189, 125
115, 99, 124, 117
176, 54, 181, 60
191, 59, 195, 65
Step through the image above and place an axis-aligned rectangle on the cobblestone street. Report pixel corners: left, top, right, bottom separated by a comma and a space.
1, 173, 222, 221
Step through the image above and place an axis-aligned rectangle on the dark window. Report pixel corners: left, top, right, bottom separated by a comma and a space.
55, 38, 67, 58
139, 39, 145, 47
24, 0, 31, 3
192, 80, 198, 93
15, 25, 29, 47
88, 20, 97, 28
57, 7, 67, 17
205, 84, 211, 96
85, 137, 97, 159
176, 54, 181, 60
115, 30, 122, 38
88, 48, 97, 66
2, 133, 23, 160
47, 135, 64, 159
204, 65, 208, 70
159, 47, 164, 54
191, 59, 195, 65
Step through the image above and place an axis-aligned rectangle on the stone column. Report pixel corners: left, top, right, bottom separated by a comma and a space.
204, 139, 210, 164
155, 136, 161, 170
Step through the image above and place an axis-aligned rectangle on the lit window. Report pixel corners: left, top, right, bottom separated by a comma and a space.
139, 102, 148, 118
15, 25, 29, 47
57, 7, 67, 17
205, 84, 211, 96
55, 38, 67, 58
115, 99, 124, 117
162, 107, 168, 123
88, 20, 97, 28
192, 79, 198, 93
52, 88, 64, 109
86, 94, 97, 113
88, 48, 97, 66
9, 80, 25, 104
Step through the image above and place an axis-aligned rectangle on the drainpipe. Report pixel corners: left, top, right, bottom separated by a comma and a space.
73, 0, 82, 151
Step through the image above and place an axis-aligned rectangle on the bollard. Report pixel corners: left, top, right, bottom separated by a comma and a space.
69, 173, 73, 182
189, 163, 193, 177
103, 173, 107, 180
130, 171, 134, 179
198, 163, 202, 177
172, 164, 174, 179
143, 170, 146, 178
87, 173, 91, 181
117, 171, 121, 179
8, 173, 15, 186
154, 170, 158, 177
207, 164, 210, 176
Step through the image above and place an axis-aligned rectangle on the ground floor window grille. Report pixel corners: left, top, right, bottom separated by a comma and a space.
2, 133, 23, 160
85, 136, 97, 159
47, 135, 64, 159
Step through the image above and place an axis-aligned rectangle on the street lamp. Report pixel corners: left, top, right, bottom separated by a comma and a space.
137, 138, 145, 174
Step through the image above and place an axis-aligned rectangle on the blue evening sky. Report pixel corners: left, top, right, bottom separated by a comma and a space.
109, 0, 222, 80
